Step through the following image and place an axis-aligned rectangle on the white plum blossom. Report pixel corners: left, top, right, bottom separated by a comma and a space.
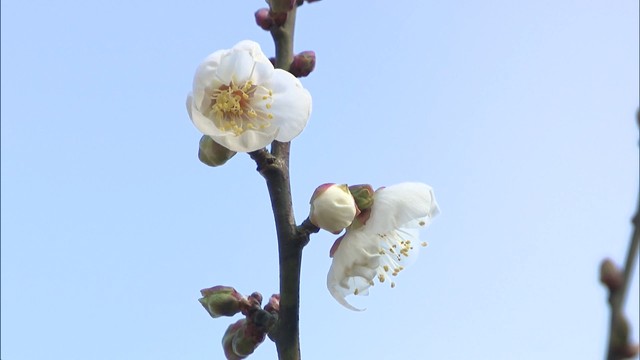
309, 184, 358, 234
186, 40, 312, 152
327, 182, 440, 311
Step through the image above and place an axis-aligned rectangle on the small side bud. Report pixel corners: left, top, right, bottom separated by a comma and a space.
309, 183, 358, 234
600, 258, 623, 291
222, 319, 247, 360
254, 8, 273, 31
199, 135, 236, 167
199, 286, 245, 318
248, 292, 263, 307
264, 294, 280, 314
289, 51, 316, 77
232, 320, 266, 358
348, 184, 375, 211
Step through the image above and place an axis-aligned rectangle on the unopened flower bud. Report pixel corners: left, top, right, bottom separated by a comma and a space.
198, 135, 236, 167
199, 286, 245, 318
289, 51, 316, 78
600, 258, 623, 291
222, 319, 247, 360
254, 8, 273, 30
348, 184, 375, 211
232, 320, 266, 358
309, 183, 357, 234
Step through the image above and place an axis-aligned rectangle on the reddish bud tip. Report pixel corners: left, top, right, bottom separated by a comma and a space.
264, 294, 280, 314
289, 51, 316, 77
248, 292, 263, 307
254, 8, 273, 30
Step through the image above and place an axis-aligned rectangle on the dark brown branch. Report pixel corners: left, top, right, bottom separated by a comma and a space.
249, 4, 310, 359
603, 110, 640, 360
250, 144, 304, 360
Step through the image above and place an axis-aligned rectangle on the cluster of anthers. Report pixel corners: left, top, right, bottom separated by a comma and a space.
373, 232, 429, 290
207, 80, 274, 136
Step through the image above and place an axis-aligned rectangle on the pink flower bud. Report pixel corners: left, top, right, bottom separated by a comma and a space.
254, 8, 273, 30
198, 135, 236, 167
289, 51, 316, 78
199, 286, 245, 318
309, 183, 357, 234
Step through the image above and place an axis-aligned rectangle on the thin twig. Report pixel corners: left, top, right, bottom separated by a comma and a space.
603, 110, 640, 360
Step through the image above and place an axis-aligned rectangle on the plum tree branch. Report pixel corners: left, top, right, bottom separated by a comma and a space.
249, 4, 310, 359
603, 110, 640, 360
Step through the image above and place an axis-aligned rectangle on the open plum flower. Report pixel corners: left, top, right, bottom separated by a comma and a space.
186, 40, 312, 152
327, 182, 440, 311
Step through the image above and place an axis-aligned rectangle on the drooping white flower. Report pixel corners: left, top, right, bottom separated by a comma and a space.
327, 182, 439, 311
186, 40, 312, 152
309, 183, 358, 234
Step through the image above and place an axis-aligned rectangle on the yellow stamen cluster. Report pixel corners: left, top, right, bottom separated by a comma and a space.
209, 81, 274, 136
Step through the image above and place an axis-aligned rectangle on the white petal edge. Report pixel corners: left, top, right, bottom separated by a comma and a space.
192, 50, 226, 114
364, 182, 439, 235
264, 70, 312, 142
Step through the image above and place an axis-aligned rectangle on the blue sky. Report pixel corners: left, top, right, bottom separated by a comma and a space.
1, 1, 638, 359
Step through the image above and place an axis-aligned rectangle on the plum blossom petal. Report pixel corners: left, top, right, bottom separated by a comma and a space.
264, 70, 312, 141
186, 40, 312, 152
327, 182, 439, 310
366, 182, 440, 234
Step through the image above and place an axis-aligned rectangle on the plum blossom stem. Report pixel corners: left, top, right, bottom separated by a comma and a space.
604, 110, 640, 360
249, 4, 308, 359
249, 143, 303, 360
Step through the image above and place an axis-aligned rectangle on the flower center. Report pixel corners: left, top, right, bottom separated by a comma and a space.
209, 81, 273, 136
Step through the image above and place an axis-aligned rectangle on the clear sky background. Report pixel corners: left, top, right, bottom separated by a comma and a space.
2, 1, 639, 359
